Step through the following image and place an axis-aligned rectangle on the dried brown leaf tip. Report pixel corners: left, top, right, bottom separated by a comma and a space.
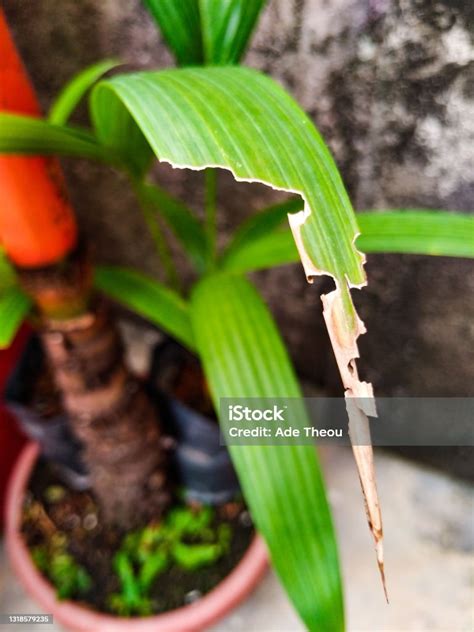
322, 284, 388, 602
288, 202, 387, 598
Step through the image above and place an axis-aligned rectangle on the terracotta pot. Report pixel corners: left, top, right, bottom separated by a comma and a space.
6, 443, 268, 632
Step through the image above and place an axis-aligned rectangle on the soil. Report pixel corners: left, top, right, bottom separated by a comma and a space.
21, 459, 254, 615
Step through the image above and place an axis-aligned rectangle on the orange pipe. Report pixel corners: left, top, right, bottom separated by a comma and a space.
0, 10, 77, 268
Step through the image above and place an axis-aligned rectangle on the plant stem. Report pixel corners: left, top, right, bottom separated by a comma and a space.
143, 204, 180, 290
205, 169, 218, 266
17, 248, 170, 528
132, 179, 180, 292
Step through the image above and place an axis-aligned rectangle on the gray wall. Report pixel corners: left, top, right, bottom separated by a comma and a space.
4, 0, 474, 398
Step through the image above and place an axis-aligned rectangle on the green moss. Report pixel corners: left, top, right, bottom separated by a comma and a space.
31, 533, 91, 601
108, 504, 233, 616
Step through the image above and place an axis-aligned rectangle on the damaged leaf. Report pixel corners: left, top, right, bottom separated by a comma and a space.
222, 209, 474, 273
91, 65, 385, 590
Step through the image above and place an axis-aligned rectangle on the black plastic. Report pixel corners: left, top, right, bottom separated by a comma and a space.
4, 335, 90, 490
5, 335, 240, 503
148, 340, 240, 505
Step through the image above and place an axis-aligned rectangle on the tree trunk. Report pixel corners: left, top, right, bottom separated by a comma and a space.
17, 246, 170, 529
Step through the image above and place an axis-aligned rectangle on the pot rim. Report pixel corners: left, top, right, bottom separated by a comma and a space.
6, 442, 268, 632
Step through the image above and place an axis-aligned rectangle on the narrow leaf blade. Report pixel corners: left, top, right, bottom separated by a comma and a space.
141, 183, 208, 272
199, 0, 268, 65
222, 210, 474, 274
142, 0, 204, 66
49, 59, 119, 126
0, 250, 17, 292
357, 210, 474, 258
90, 89, 153, 177
0, 113, 114, 164
222, 229, 297, 273
191, 273, 344, 631
0, 286, 31, 349
222, 196, 301, 264
94, 266, 195, 350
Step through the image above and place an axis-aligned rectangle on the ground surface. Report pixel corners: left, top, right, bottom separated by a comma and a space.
1, 448, 472, 632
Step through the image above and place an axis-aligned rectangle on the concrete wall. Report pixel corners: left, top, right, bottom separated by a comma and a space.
4, 1, 474, 400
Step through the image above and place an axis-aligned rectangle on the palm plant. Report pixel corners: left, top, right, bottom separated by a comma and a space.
1, 2, 473, 629
0, 11, 169, 529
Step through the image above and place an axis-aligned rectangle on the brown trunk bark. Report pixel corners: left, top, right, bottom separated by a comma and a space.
17, 246, 170, 528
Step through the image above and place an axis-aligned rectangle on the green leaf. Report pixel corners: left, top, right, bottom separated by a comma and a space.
357, 210, 474, 258
91, 66, 365, 290
0, 251, 30, 349
90, 66, 384, 570
171, 541, 222, 570
49, 59, 120, 126
199, 0, 268, 65
0, 114, 115, 164
142, 0, 204, 66
222, 210, 474, 273
89, 91, 153, 177
94, 266, 195, 350
190, 272, 343, 631
138, 551, 168, 591
222, 229, 296, 273
140, 183, 208, 272
114, 552, 141, 605
222, 197, 301, 264
0, 286, 31, 349
0, 250, 17, 293
142, 1, 267, 66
